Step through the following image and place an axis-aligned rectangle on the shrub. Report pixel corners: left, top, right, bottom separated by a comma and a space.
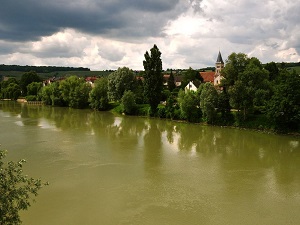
121, 90, 136, 115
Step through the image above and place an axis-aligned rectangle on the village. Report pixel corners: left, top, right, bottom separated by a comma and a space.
0, 48, 299, 133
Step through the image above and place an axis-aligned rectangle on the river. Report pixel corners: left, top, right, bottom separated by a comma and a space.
0, 101, 300, 225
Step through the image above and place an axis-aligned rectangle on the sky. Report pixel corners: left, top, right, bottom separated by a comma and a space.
0, 0, 299, 70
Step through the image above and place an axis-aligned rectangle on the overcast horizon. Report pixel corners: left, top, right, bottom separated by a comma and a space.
0, 0, 299, 70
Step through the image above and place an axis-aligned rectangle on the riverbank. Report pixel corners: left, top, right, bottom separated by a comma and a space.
110, 103, 300, 136
2, 99, 299, 136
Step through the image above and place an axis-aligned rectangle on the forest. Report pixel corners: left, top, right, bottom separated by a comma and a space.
0, 64, 90, 73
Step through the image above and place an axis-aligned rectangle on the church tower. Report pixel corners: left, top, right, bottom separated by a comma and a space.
214, 51, 224, 86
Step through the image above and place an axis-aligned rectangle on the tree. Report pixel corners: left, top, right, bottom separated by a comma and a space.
59, 76, 91, 109
143, 44, 163, 114
200, 82, 218, 124
178, 89, 201, 122
167, 70, 176, 91
222, 54, 271, 120
20, 71, 41, 96
89, 78, 109, 110
121, 90, 136, 115
1, 83, 21, 100
1, 78, 19, 90
181, 67, 201, 88
266, 70, 300, 131
107, 67, 135, 101
0, 149, 47, 225
40, 85, 53, 105
264, 62, 279, 81
26, 82, 42, 96
217, 89, 231, 121
41, 82, 65, 106
132, 78, 144, 104
221, 52, 249, 87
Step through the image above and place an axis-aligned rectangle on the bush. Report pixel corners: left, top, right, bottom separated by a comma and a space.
25, 95, 37, 101
136, 104, 150, 116
156, 106, 166, 118
121, 90, 136, 115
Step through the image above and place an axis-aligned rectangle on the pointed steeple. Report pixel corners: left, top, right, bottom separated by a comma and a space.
216, 51, 224, 64
214, 50, 224, 86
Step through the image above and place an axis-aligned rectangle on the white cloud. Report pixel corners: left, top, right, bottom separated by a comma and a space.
0, 0, 299, 70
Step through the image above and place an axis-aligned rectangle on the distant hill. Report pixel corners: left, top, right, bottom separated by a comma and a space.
0, 64, 116, 80
0, 64, 90, 73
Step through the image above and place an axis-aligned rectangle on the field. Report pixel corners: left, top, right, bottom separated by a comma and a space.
287, 66, 300, 74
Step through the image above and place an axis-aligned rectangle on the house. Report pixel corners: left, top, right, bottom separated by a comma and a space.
85, 76, 98, 88
163, 74, 183, 87
185, 81, 198, 92
43, 77, 65, 86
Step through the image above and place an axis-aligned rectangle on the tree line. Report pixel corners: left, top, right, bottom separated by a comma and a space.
0, 64, 90, 73
0, 45, 299, 133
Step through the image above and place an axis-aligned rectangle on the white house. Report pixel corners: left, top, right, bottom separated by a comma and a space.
185, 81, 198, 93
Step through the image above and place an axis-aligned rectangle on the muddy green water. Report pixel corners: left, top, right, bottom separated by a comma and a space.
0, 101, 300, 225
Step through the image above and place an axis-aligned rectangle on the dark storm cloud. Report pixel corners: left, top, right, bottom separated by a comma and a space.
0, 0, 185, 42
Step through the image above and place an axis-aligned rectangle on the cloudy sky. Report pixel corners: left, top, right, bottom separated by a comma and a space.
0, 0, 299, 70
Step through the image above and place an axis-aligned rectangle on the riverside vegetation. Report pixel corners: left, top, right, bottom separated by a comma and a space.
1, 45, 300, 134
0, 149, 48, 225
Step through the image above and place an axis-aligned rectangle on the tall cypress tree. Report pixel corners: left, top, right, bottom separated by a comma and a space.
168, 70, 176, 91
143, 44, 163, 114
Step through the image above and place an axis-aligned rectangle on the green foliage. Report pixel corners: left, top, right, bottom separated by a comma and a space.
41, 82, 65, 106
121, 90, 136, 115
0, 149, 47, 225
264, 62, 279, 81
143, 44, 163, 114
0, 64, 89, 73
221, 52, 249, 86
266, 70, 300, 131
156, 105, 166, 118
200, 83, 218, 124
40, 85, 52, 105
165, 95, 177, 119
1, 83, 21, 100
1, 78, 19, 89
25, 95, 38, 101
90, 78, 109, 110
167, 70, 176, 91
20, 71, 41, 96
26, 82, 42, 96
132, 78, 144, 104
224, 55, 271, 120
178, 90, 201, 122
107, 67, 135, 101
181, 67, 201, 88
217, 89, 232, 121
59, 76, 91, 109
135, 104, 151, 116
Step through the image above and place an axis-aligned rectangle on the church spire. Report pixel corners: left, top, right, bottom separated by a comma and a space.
214, 50, 224, 86
216, 51, 224, 64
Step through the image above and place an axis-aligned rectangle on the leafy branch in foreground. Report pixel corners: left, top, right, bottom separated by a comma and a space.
0, 149, 48, 225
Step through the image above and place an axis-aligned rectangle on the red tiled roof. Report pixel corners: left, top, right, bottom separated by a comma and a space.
200, 72, 214, 83
85, 76, 98, 82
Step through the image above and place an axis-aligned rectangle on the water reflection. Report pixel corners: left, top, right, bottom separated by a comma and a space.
1, 101, 300, 225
